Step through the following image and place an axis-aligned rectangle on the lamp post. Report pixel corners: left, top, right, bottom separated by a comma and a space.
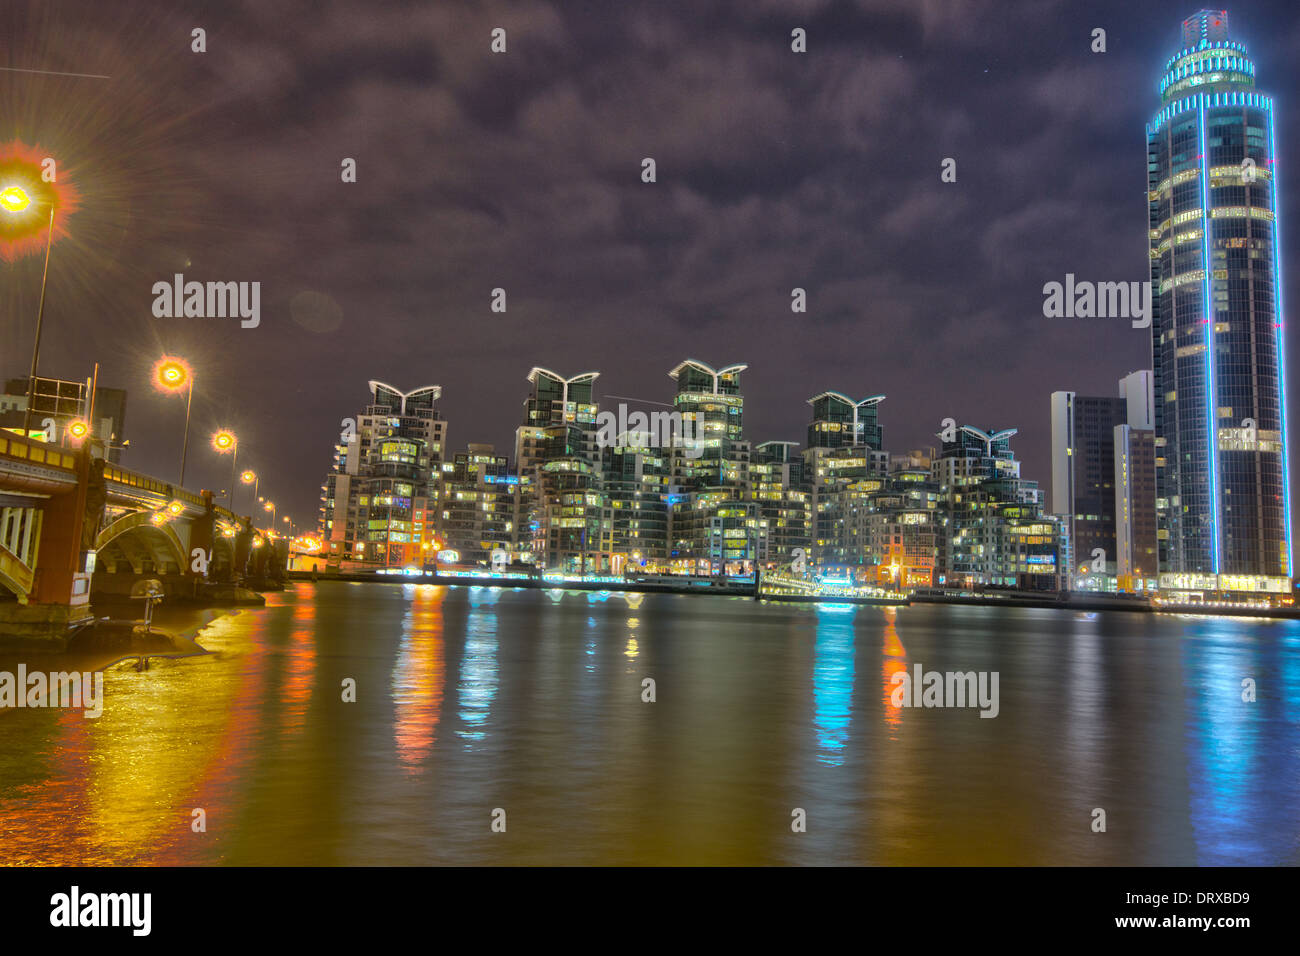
155, 357, 194, 486
212, 429, 237, 509
0, 186, 56, 439
240, 469, 258, 514
264, 500, 276, 533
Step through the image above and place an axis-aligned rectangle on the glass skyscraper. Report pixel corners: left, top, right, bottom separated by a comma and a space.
1147, 9, 1292, 588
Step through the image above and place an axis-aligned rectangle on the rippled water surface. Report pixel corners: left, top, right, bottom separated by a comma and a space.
1, 582, 1297, 865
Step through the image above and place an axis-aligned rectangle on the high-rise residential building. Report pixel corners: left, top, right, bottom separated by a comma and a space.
668, 360, 750, 489
1147, 10, 1291, 596
514, 367, 610, 571
803, 391, 890, 570
320, 381, 446, 569
1116, 424, 1159, 584
515, 367, 601, 477
665, 360, 763, 574
435, 443, 521, 567
1050, 371, 1155, 586
602, 434, 671, 571
864, 467, 941, 589
751, 440, 811, 567
935, 425, 1064, 590
1051, 391, 1126, 578
806, 391, 885, 451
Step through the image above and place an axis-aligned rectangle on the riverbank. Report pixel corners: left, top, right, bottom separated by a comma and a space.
0, 602, 229, 670
287, 570, 1300, 619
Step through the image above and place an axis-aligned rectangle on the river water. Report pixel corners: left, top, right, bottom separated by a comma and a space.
1, 581, 1297, 865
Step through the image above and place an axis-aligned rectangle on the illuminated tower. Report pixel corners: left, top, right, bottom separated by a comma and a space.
1147, 10, 1291, 586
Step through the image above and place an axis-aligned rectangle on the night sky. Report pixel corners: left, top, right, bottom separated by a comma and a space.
3, 0, 1299, 530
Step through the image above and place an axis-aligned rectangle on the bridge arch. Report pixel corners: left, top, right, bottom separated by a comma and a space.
95, 512, 188, 575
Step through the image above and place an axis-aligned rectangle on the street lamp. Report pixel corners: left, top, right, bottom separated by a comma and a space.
211, 429, 237, 509
1, 184, 56, 439
155, 356, 194, 486
240, 469, 258, 512
264, 500, 276, 530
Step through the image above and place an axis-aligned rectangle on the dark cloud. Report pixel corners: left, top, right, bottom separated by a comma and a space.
2, 0, 1298, 528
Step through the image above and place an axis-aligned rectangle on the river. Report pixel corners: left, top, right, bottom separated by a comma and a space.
1, 581, 1297, 865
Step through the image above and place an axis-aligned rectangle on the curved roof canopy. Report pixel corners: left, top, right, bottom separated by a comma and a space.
806, 391, 886, 408
668, 359, 748, 380
526, 367, 600, 386
367, 381, 442, 414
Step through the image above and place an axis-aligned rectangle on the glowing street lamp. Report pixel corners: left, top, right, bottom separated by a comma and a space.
0, 186, 31, 212
263, 499, 276, 529
155, 356, 195, 486
1, 183, 56, 438
211, 429, 238, 509
240, 468, 259, 512
66, 419, 89, 442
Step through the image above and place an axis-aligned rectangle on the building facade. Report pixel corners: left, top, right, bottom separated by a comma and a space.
435, 444, 521, 567
1050, 370, 1156, 587
320, 381, 445, 569
1147, 10, 1291, 595
514, 368, 609, 572
934, 425, 1065, 590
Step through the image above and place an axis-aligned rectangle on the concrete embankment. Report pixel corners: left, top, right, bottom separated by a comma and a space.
286, 569, 759, 597
286, 571, 1298, 618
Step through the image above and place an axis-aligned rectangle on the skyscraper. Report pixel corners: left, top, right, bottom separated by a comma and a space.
319, 381, 446, 569
934, 426, 1064, 590
514, 367, 610, 572
1050, 370, 1154, 587
803, 391, 889, 570
1147, 10, 1291, 594
665, 360, 761, 574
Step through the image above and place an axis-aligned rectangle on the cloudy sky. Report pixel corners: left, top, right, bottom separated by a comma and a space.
3, 0, 1299, 527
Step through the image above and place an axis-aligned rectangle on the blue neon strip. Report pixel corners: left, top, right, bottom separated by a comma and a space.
1268, 107, 1294, 576
1199, 100, 1222, 572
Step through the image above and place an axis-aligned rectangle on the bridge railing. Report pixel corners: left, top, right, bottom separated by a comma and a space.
0, 431, 80, 474
102, 464, 208, 509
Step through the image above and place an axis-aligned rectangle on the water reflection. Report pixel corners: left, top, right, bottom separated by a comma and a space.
811, 604, 856, 766
281, 593, 317, 736
2, 585, 1299, 865
455, 599, 498, 747
881, 606, 907, 734
1181, 620, 1276, 864
392, 585, 445, 772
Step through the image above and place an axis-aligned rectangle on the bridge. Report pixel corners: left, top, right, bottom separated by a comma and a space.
0, 430, 286, 647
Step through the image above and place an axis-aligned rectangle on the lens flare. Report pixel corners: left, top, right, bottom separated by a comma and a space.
152, 356, 191, 392
0, 142, 81, 262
